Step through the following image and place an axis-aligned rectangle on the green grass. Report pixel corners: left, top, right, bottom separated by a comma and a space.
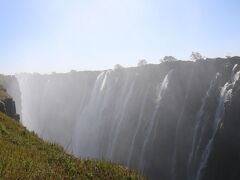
0, 113, 144, 179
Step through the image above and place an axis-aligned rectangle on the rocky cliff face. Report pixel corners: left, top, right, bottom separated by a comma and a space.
202, 62, 240, 180
6, 57, 240, 180
0, 75, 22, 118
0, 85, 20, 121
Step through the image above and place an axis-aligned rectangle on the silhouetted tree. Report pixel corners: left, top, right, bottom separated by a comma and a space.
114, 64, 124, 70
160, 56, 177, 63
70, 70, 77, 73
190, 52, 204, 61
137, 59, 147, 66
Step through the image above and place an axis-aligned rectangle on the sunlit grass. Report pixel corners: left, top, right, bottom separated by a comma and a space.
0, 113, 143, 179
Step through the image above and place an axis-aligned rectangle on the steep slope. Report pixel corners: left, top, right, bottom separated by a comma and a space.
0, 113, 143, 179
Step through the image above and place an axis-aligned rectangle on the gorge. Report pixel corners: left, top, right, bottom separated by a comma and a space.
2, 57, 240, 180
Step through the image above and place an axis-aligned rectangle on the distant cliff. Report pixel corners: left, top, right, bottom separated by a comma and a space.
4, 57, 240, 180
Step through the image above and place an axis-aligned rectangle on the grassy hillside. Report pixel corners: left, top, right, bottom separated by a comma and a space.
0, 113, 143, 179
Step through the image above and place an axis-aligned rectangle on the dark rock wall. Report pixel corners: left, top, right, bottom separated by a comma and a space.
2, 97, 20, 121
0, 83, 20, 122
202, 60, 240, 180
0, 100, 6, 113
5, 57, 240, 180
0, 75, 22, 118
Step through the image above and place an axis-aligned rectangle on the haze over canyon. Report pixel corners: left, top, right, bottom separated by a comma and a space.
1, 57, 240, 180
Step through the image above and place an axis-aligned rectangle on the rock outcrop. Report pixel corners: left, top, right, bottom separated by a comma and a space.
0, 85, 20, 121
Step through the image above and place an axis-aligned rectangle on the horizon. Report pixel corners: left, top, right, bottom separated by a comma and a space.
3, 56, 239, 76
1, 0, 240, 74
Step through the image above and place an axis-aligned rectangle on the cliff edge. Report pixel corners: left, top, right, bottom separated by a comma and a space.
0, 85, 20, 121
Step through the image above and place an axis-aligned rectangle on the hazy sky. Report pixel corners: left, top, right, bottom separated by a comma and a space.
0, 0, 240, 74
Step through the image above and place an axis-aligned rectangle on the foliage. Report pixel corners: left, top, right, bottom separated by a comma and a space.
190, 52, 204, 61
114, 64, 124, 70
0, 86, 10, 101
160, 56, 177, 63
137, 59, 147, 67
0, 113, 144, 180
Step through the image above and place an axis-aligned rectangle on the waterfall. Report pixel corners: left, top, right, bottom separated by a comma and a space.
139, 70, 172, 171
171, 68, 195, 180
187, 72, 220, 180
72, 71, 109, 158
13, 60, 240, 180
195, 65, 240, 180
108, 77, 136, 160
127, 86, 150, 167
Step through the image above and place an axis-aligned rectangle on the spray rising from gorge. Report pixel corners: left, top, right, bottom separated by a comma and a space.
5, 57, 240, 180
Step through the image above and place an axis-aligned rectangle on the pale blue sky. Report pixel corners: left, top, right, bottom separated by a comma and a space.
0, 0, 240, 74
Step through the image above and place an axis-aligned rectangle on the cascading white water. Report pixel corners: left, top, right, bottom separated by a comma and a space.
171, 68, 195, 180
17, 72, 98, 149
139, 70, 172, 171
187, 72, 220, 180
127, 86, 150, 167
108, 77, 136, 160
72, 69, 173, 167
13, 61, 240, 180
195, 65, 240, 180
72, 71, 109, 158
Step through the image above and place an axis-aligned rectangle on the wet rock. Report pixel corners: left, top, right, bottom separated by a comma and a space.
0, 85, 20, 122
0, 100, 6, 113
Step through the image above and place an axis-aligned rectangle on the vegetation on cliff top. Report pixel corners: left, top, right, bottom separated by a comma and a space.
0, 85, 10, 101
0, 113, 143, 179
